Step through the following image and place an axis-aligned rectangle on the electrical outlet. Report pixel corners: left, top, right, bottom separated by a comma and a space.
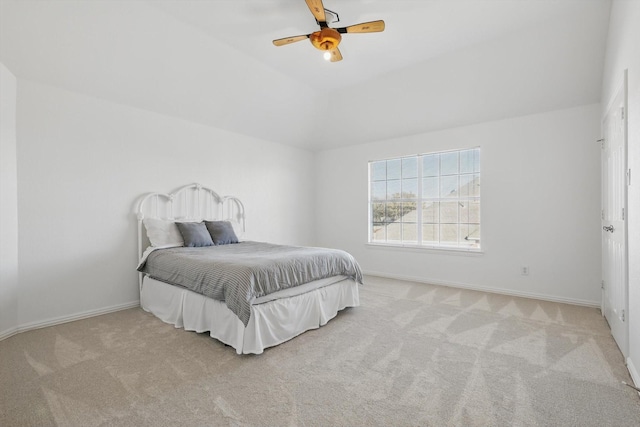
521, 266, 529, 276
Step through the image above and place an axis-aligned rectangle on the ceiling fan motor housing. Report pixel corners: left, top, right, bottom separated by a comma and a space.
310, 28, 342, 51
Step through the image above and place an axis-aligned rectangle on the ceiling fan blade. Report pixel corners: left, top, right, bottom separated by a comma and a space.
329, 48, 343, 62
337, 20, 385, 34
305, 0, 326, 24
272, 34, 310, 46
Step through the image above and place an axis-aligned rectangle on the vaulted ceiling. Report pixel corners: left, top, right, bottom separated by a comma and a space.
0, 0, 611, 151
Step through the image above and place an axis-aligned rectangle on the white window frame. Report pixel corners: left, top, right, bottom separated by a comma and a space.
368, 147, 481, 252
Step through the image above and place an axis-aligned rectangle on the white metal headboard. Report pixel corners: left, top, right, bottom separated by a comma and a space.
136, 183, 245, 285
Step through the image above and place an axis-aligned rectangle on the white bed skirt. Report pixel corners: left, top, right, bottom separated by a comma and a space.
140, 276, 360, 354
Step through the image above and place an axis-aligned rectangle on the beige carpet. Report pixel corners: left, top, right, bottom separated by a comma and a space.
1, 276, 639, 426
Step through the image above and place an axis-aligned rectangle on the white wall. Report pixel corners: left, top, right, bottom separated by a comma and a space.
316, 104, 602, 305
14, 79, 316, 328
0, 0, 320, 149
601, 0, 640, 386
0, 63, 19, 338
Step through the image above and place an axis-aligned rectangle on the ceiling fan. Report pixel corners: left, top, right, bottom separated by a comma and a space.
272, 0, 385, 62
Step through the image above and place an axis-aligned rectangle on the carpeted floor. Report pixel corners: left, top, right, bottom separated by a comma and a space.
1, 276, 639, 426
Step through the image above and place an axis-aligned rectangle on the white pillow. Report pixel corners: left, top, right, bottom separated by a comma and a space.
143, 218, 184, 247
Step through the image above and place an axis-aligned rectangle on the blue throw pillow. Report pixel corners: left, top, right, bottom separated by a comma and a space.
175, 221, 214, 247
205, 221, 239, 245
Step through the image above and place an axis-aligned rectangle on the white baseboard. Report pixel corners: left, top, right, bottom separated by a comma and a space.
627, 357, 640, 395
362, 270, 601, 308
0, 327, 19, 341
0, 300, 140, 342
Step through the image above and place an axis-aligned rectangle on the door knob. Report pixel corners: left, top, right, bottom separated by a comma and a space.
603, 225, 615, 233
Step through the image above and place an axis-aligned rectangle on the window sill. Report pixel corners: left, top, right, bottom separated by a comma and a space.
366, 242, 484, 256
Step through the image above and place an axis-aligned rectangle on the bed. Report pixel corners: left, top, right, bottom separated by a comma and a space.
136, 183, 362, 354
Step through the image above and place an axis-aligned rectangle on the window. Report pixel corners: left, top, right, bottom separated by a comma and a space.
369, 148, 481, 250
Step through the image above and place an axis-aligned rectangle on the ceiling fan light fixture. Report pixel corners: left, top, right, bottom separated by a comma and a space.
310, 28, 341, 51
272, 0, 385, 62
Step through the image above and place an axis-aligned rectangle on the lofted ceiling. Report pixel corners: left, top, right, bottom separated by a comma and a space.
0, 0, 612, 151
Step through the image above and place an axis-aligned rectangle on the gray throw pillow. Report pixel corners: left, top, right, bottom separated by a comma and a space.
205, 221, 239, 245
175, 221, 214, 247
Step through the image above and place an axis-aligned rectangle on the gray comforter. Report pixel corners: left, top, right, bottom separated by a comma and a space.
137, 241, 363, 326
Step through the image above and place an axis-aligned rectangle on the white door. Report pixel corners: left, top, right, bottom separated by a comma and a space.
601, 73, 628, 357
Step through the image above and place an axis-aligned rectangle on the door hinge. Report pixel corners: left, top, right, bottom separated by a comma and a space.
622, 208, 625, 220
621, 309, 625, 322
601, 280, 605, 290
601, 209, 605, 220
621, 107, 625, 120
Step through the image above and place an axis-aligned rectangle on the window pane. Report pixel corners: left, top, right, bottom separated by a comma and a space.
459, 201, 469, 223
387, 180, 401, 199
371, 161, 386, 181
372, 223, 386, 242
423, 177, 439, 198
459, 150, 474, 174
422, 224, 439, 244
468, 224, 481, 242
402, 202, 417, 222
371, 182, 386, 200
440, 201, 458, 223
459, 224, 469, 245
387, 159, 401, 180
423, 154, 439, 177
473, 148, 481, 173
402, 178, 418, 198
441, 152, 459, 175
422, 201, 438, 223
440, 224, 458, 245
402, 157, 418, 178
470, 174, 480, 197
371, 203, 385, 223
387, 223, 401, 242
468, 200, 480, 223
440, 175, 459, 198
403, 223, 417, 243
458, 174, 475, 197
461, 224, 480, 247
385, 202, 403, 223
